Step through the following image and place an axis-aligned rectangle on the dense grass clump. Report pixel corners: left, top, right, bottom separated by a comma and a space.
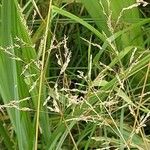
0, 0, 150, 149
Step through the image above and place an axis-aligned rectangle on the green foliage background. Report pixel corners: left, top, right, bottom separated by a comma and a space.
0, 0, 150, 149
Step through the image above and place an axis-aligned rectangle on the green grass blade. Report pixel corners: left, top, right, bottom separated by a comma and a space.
0, 0, 38, 149
52, 5, 106, 42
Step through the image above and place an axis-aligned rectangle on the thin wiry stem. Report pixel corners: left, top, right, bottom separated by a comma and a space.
34, 0, 52, 149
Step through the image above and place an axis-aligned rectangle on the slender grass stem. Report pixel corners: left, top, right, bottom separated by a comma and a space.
34, 0, 52, 149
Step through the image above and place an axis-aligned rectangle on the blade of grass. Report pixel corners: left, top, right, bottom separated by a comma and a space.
52, 5, 106, 43
0, 0, 39, 149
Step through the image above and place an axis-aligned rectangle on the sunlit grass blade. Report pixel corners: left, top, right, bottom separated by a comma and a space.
0, 0, 38, 149
82, 0, 144, 48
